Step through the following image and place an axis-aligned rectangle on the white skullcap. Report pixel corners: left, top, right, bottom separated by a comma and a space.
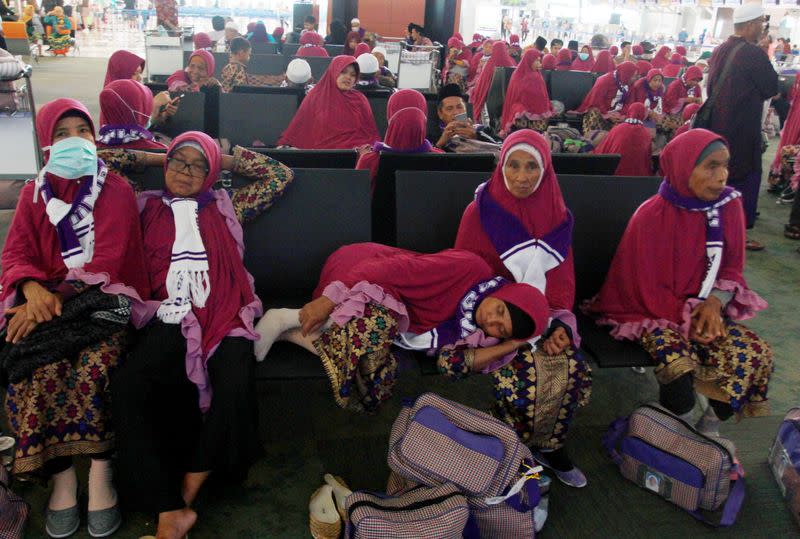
372, 46, 387, 57
225, 22, 238, 31
287, 58, 312, 84
357, 53, 379, 75
733, 3, 764, 24
351, 18, 360, 25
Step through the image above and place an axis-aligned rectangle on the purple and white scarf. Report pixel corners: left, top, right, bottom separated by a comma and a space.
644, 85, 663, 115
371, 140, 434, 154
658, 181, 740, 299
610, 70, 631, 112
395, 276, 508, 351
624, 117, 644, 126
38, 161, 107, 269
97, 124, 155, 146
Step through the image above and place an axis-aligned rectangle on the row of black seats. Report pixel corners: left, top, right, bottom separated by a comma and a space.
180, 51, 336, 81
126, 152, 657, 378
242, 42, 345, 58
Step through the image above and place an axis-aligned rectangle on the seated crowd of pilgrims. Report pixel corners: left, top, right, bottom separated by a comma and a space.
0, 24, 777, 539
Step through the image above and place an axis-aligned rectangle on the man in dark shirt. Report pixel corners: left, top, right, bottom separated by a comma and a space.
433, 84, 500, 151
707, 4, 778, 249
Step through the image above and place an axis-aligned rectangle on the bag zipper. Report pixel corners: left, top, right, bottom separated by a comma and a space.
347, 491, 463, 521
641, 404, 734, 462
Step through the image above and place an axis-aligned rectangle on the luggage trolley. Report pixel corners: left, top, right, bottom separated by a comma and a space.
0, 62, 40, 209
397, 42, 442, 93
145, 27, 194, 82
374, 39, 403, 74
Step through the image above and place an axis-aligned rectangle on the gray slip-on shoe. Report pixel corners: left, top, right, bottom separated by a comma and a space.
45, 505, 80, 538
87, 505, 122, 538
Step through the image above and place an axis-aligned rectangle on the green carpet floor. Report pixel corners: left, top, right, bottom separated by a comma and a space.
2, 56, 798, 538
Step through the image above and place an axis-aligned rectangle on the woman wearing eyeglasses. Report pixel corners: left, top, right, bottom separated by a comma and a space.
110, 131, 293, 539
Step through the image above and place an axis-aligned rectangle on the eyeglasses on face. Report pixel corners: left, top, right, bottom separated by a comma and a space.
167, 157, 208, 178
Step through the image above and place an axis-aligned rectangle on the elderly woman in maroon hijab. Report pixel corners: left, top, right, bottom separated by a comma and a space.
500, 49, 553, 136
663, 65, 704, 117
166, 49, 221, 93
626, 68, 681, 137
470, 41, 516, 124
255, 243, 550, 416
356, 107, 442, 190
297, 31, 329, 57
278, 56, 380, 149
574, 61, 638, 134
103, 49, 144, 86
587, 130, 773, 436
453, 130, 592, 488
0, 98, 149, 537
110, 131, 293, 539
593, 103, 654, 176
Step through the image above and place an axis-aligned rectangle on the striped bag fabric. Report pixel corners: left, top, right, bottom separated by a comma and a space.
387, 392, 542, 538
345, 483, 469, 539
0, 465, 28, 538
604, 403, 745, 527
768, 407, 800, 528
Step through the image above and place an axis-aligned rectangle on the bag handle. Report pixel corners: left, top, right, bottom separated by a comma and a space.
688, 473, 746, 527
703, 41, 746, 112
602, 416, 629, 466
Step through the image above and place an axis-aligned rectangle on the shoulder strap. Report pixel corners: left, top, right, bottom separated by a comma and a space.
706, 41, 747, 109
688, 474, 746, 527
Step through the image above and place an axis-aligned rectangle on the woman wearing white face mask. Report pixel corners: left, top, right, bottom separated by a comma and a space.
0, 98, 150, 538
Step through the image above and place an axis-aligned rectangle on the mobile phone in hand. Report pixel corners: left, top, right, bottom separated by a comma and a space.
454, 112, 469, 122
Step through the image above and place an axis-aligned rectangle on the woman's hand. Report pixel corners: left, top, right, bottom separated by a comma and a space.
298, 296, 335, 336
151, 91, 178, 125
5, 305, 36, 344
21, 281, 61, 323
221, 153, 236, 171
541, 326, 571, 356
690, 296, 725, 345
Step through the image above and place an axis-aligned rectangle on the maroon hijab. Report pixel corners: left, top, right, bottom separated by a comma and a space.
470, 41, 516, 119
592, 50, 614, 73
1, 98, 149, 325
555, 48, 573, 71
593, 102, 654, 176
278, 56, 380, 149
664, 65, 703, 115
588, 129, 759, 339
104, 50, 145, 86
651, 46, 671, 69
139, 131, 260, 408
98, 79, 167, 150
500, 49, 553, 135
455, 129, 575, 311
344, 31, 362, 56
574, 61, 638, 114
387, 89, 427, 119
166, 49, 215, 91
298, 31, 328, 57
571, 46, 595, 71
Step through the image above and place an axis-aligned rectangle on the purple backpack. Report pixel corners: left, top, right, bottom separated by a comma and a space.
604, 403, 745, 527
768, 408, 800, 528
387, 392, 542, 538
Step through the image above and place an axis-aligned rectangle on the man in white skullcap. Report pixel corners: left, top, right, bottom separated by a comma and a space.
706, 2, 778, 250
282, 58, 314, 92
371, 46, 398, 88
354, 53, 391, 92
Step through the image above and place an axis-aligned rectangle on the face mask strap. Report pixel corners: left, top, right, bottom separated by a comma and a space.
105, 88, 152, 125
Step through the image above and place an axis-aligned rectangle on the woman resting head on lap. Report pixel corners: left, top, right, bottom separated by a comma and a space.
587, 129, 773, 434
254, 243, 549, 414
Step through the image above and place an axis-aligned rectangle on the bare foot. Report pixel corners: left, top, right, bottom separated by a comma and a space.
182, 471, 211, 507
156, 507, 197, 539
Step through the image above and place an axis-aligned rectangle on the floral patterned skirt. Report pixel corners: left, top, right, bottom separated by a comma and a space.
581, 108, 611, 135
491, 346, 592, 450
768, 144, 800, 187
314, 303, 399, 413
640, 320, 773, 418
5, 330, 126, 474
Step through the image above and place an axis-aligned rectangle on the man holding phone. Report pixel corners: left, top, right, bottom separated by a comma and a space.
434, 84, 499, 151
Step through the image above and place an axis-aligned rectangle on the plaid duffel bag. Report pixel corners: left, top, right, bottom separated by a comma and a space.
768, 407, 800, 528
345, 483, 469, 539
387, 392, 543, 538
604, 402, 745, 527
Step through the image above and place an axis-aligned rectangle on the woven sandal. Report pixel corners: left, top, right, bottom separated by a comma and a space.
324, 474, 352, 522
309, 485, 341, 539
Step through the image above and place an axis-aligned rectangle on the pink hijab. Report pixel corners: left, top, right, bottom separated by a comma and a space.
387, 89, 427, 119
278, 56, 380, 149
588, 129, 764, 339
651, 46, 671, 69
470, 41, 516, 119
166, 49, 216, 92
98, 79, 167, 150
500, 49, 553, 136
593, 102, 654, 177
298, 31, 329, 57
104, 50, 145, 86
555, 48, 573, 71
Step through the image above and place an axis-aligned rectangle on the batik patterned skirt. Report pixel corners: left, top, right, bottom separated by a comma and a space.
438, 344, 592, 450
581, 108, 611, 135
640, 319, 773, 418
5, 330, 126, 474
768, 144, 800, 187
491, 347, 592, 450
314, 303, 399, 413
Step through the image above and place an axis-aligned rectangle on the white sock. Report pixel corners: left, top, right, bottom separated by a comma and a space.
88, 458, 118, 511
254, 308, 301, 361
49, 466, 78, 511
696, 406, 721, 437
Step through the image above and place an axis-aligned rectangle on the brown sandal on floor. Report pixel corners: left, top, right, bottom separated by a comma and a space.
784, 224, 800, 240
745, 239, 765, 251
